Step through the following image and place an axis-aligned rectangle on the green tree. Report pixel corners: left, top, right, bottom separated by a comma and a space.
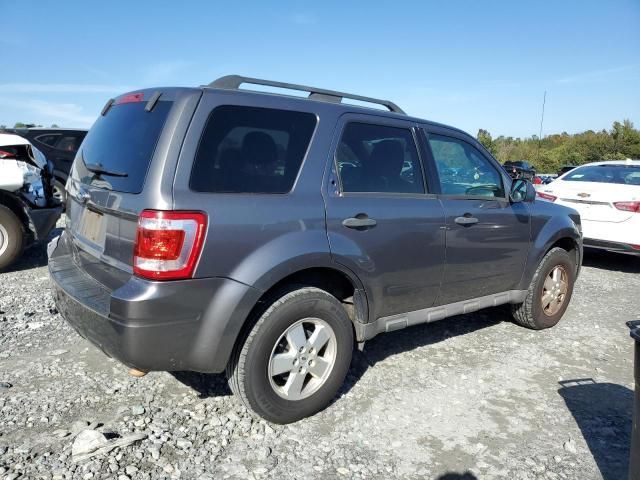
480, 120, 640, 172
476, 129, 497, 156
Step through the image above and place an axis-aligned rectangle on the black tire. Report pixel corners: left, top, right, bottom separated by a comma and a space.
227, 287, 354, 424
0, 205, 25, 271
511, 247, 576, 329
53, 179, 67, 206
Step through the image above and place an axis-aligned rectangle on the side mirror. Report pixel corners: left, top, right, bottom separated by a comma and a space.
509, 179, 535, 203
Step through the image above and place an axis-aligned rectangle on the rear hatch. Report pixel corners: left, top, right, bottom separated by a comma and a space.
65, 88, 201, 279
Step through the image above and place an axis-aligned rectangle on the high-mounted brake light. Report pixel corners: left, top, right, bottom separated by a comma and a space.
115, 93, 144, 105
536, 191, 557, 202
613, 201, 640, 213
133, 210, 207, 280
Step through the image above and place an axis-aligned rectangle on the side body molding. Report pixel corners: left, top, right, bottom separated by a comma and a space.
361, 290, 528, 341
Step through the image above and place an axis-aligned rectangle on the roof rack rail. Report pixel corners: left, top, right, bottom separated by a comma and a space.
207, 75, 405, 114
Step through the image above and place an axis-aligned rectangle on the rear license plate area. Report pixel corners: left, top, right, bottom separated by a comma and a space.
79, 209, 103, 244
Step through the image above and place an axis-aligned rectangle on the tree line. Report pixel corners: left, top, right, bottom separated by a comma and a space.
477, 119, 640, 173
0, 122, 60, 129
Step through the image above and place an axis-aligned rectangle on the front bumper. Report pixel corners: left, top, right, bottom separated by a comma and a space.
49, 232, 261, 373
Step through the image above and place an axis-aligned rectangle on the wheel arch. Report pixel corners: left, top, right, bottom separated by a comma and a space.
520, 221, 583, 290
221, 262, 369, 370
248, 263, 368, 331
0, 192, 29, 235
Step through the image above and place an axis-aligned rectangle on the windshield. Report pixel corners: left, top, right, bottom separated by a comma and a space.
73, 100, 172, 193
562, 164, 640, 186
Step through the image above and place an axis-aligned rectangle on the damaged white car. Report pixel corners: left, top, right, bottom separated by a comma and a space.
0, 133, 62, 269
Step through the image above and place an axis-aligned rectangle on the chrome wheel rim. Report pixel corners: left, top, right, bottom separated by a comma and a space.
541, 265, 568, 316
52, 184, 64, 202
268, 318, 337, 401
0, 223, 8, 257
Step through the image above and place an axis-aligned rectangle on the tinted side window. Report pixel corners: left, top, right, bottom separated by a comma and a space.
336, 123, 425, 194
35, 134, 61, 147
428, 134, 504, 198
55, 135, 81, 153
190, 106, 317, 193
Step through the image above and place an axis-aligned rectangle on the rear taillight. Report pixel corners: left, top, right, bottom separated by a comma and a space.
0, 149, 16, 159
536, 191, 557, 202
133, 210, 207, 280
613, 201, 640, 213
533, 176, 542, 185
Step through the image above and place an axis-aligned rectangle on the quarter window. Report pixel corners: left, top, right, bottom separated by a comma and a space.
336, 123, 425, 194
35, 134, 61, 147
190, 106, 317, 193
428, 134, 504, 198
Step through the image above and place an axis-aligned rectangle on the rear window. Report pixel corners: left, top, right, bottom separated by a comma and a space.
563, 164, 640, 185
35, 134, 61, 146
74, 101, 172, 193
190, 105, 317, 193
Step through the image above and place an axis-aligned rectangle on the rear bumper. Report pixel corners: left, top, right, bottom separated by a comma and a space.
583, 238, 640, 256
49, 232, 261, 373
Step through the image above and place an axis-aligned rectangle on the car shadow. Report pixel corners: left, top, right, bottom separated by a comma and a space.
436, 473, 478, 480
558, 378, 633, 480
339, 307, 506, 397
171, 370, 232, 398
582, 248, 640, 274
174, 307, 507, 402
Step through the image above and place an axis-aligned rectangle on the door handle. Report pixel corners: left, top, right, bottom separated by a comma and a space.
454, 215, 479, 226
342, 216, 377, 229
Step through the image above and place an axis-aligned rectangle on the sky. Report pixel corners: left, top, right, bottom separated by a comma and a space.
0, 0, 639, 138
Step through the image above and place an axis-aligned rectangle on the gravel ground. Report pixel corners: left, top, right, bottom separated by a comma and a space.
1, 224, 639, 480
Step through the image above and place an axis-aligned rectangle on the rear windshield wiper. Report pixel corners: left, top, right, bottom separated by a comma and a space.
84, 162, 128, 177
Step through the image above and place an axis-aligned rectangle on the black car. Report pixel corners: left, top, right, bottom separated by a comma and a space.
557, 165, 577, 177
503, 160, 536, 180
7, 127, 87, 203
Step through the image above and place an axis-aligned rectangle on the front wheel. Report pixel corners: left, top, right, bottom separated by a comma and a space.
227, 287, 354, 423
512, 247, 576, 329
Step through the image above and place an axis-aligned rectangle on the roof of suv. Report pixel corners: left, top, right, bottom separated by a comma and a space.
12, 127, 88, 132
192, 75, 472, 139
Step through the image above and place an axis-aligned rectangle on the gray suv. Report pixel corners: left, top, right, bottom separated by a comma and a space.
49, 76, 582, 423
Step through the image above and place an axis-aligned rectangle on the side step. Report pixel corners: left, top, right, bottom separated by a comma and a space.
360, 290, 527, 341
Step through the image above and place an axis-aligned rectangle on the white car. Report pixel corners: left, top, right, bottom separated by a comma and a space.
0, 133, 62, 269
537, 160, 640, 255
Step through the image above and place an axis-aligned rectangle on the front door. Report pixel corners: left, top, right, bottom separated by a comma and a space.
324, 116, 446, 321
424, 130, 531, 305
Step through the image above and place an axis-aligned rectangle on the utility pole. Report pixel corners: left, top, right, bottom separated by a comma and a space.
537, 91, 546, 162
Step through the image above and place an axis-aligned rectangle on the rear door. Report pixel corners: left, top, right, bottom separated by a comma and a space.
66, 89, 199, 274
324, 114, 446, 321
422, 127, 531, 304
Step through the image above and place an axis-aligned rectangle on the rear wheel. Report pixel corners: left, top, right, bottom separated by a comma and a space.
227, 287, 354, 423
511, 247, 575, 329
0, 205, 24, 271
